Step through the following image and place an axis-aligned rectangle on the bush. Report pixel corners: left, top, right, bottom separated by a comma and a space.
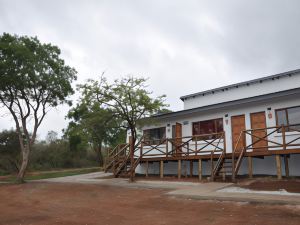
0, 129, 102, 175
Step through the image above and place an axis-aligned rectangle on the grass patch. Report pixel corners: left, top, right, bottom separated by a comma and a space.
0, 167, 101, 183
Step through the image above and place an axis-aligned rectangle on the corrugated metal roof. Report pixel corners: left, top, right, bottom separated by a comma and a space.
180, 68, 300, 101
154, 88, 300, 119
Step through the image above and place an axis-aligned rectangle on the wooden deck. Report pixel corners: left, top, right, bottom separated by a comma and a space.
105, 124, 300, 181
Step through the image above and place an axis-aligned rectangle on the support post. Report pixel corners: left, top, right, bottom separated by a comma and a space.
113, 159, 116, 177
129, 136, 135, 182
275, 155, 282, 180
190, 161, 193, 177
198, 159, 202, 181
284, 155, 289, 178
178, 160, 181, 179
248, 156, 253, 178
160, 161, 164, 178
145, 161, 149, 178
210, 153, 214, 180
232, 150, 236, 182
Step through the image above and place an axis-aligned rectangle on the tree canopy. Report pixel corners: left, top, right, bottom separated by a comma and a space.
77, 76, 168, 146
66, 93, 126, 166
0, 33, 77, 181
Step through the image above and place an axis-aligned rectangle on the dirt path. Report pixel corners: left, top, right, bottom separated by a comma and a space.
238, 179, 300, 193
0, 182, 300, 225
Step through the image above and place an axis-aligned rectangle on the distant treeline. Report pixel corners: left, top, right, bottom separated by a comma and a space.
0, 129, 110, 176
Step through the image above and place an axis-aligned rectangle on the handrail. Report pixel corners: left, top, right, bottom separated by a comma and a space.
105, 144, 130, 172
108, 124, 300, 180
232, 124, 300, 180
212, 132, 226, 180
140, 131, 226, 158
114, 153, 130, 176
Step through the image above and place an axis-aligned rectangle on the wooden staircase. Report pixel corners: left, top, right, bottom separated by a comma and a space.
213, 157, 233, 181
105, 143, 141, 178
212, 131, 246, 182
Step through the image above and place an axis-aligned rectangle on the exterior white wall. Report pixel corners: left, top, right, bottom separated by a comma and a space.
135, 95, 300, 176
132, 72, 300, 176
183, 73, 300, 110
140, 95, 300, 154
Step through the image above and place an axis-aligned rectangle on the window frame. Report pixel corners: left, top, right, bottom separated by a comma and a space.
143, 127, 166, 146
192, 118, 224, 140
275, 105, 300, 132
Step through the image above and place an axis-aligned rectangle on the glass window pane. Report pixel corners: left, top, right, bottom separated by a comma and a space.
216, 119, 224, 132
200, 120, 215, 134
143, 127, 166, 145
193, 118, 224, 140
276, 109, 288, 126
287, 107, 300, 125
287, 107, 300, 131
193, 123, 200, 135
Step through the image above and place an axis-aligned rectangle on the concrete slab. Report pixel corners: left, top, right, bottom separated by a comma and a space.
39, 172, 300, 205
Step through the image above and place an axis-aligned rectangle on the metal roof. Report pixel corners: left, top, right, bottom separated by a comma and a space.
180, 68, 300, 101
154, 88, 300, 120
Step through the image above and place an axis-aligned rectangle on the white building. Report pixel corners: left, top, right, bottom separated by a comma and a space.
111, 69, 300, 180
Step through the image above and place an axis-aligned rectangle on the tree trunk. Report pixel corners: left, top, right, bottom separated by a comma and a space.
96, 147, 103, 167
16, 145, 30, 183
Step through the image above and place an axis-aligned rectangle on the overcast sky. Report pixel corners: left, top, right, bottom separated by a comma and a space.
1, 0, 300, 139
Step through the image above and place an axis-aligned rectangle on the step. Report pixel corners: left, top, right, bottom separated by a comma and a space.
219, 171, 232, 174
219, 169, 233, 172
221, 165, 232, 168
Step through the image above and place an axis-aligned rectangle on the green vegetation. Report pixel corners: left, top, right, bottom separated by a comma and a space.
0, 33, 77, 182
0, 167, 101, 182
78, 76, 168, 147
0, 33, 169, 182
0, 129, 100, 176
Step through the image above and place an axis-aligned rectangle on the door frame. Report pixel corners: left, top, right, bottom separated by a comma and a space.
231, 114, 246, 152
250, 111, 268, 152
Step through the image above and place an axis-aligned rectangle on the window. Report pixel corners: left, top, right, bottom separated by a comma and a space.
143, 127, 166, 145
276, 106, 300, 132
192, 118, 223, 140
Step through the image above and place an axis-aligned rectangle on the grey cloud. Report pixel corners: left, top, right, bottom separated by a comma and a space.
0, 0, 300, 138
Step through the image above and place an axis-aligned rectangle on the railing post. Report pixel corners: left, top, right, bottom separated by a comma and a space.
129, 136, 134, 182
232, 145, 235, 182
166, 139, 169, 157
223, 132, 226, 153
195, 138, 198, 156
210, 152, 214, 181
140, 141, 143, 160
282, 125, 286, 150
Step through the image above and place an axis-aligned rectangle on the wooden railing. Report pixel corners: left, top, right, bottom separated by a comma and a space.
106, 132, 226, 178
212, 133, 227, 180
106, 124, 300, 181
137, 131, 226, 159
232, 124, 300, 180
105, 143, 129, 173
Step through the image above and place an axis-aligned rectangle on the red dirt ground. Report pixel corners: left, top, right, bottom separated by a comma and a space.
0, 182, 300, 225
239, 179, 300, 193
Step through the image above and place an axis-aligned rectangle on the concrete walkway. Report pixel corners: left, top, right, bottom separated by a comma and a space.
40, 172, 300, 205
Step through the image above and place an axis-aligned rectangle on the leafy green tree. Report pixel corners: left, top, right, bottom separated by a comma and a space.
0, 129, 21, 173
67, 100, 126, 166
78, 76, 167, 148
0, 33, 77, 182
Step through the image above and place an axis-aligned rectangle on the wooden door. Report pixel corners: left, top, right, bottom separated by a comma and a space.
231, 115, 246, 152
250, 112, 268, 152
175, 123, 182, 155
